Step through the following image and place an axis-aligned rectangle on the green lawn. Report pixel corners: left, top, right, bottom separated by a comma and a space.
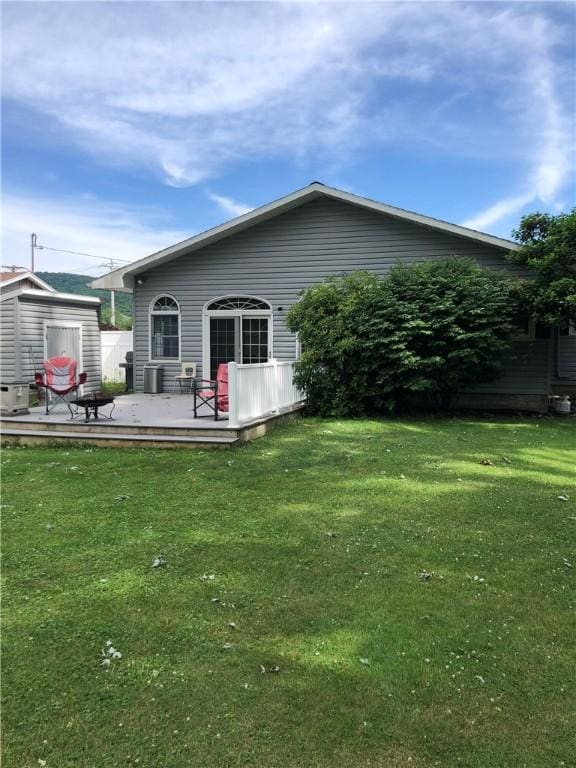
2, 417, 575, 768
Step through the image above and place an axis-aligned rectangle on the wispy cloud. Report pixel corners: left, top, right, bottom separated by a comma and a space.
462, 10, 574, 231
3, 2, 387, 184
208, 192, 253, 219
2, 194, 189, 273
462, 193, 534, 233
2, 2, 574, 233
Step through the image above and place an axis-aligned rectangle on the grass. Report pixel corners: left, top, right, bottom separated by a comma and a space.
2, 416, 575, 768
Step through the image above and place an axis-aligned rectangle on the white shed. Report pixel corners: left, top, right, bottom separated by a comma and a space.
0, 272, 101, 391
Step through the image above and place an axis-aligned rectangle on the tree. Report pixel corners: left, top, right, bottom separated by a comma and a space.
100, 308, 133, 330
286, 259, 515, 416
508, 210, 576, 328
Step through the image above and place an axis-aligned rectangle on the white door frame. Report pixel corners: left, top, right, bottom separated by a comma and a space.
43, 320, 84, 393
202, 308, 273, 378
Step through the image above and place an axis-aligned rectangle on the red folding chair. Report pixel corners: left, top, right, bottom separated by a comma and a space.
34, 356, 87, 415
193, 363, 229, 421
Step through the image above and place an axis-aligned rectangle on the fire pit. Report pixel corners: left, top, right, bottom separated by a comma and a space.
70, 395, 115, 423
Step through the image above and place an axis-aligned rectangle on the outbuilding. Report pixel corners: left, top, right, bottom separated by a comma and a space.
0, 271, 101, 391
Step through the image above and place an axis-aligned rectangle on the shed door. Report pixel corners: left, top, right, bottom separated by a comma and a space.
45, 324, 82, 365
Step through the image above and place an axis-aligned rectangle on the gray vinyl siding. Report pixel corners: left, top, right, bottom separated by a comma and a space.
463, 340, 551, 395
0, 298, 17, 380
558, 336, 576, 382
133, 197, 528, 392
17, 297, 101, 391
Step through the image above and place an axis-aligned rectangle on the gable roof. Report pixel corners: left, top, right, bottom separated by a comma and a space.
0, 286, 100, 306
0, 271, 55, 292
91, 182, 520, 291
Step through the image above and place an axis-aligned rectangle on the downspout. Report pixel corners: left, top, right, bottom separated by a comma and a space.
553, 326, 568, 380
552, 326, 560, 380
14, 297, 22, 379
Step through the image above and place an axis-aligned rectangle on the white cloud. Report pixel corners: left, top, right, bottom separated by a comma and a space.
462, 193, 534, 232
208, 193, 253, 219
462, 11, 574, 232
1, 193, 189, 273
2, 2, 574, 231
3, 2, 390, 184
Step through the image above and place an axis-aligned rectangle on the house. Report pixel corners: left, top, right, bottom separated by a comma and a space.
92, 183, 576, 412
0, 270, 101, 390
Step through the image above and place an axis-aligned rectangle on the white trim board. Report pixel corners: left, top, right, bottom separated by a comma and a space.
0, 272, 55, 292
91, 182, 520, 292
43, 320, 84, 395
1, 288, 101, 305
147, 294, 182, 364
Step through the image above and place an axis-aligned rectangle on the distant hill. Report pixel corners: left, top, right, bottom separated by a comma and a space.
37, 272, 133, 322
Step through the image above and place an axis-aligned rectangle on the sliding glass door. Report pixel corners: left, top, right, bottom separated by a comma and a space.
209, 316, 270, 378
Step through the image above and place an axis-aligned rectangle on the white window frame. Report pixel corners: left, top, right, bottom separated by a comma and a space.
148, 294, 181, 363
202, 295, 273, 378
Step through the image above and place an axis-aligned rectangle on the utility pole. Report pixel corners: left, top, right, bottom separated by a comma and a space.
31, 233, 37, 272
29, 235, 131, 328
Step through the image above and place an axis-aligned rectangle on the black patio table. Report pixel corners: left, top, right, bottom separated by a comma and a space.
70, 395, 116, 423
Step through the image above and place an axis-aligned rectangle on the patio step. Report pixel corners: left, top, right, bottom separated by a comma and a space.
0, 428, 238, 449
0, 417, 236, 439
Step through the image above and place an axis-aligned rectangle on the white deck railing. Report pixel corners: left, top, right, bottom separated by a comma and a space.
227, 360, 304, 426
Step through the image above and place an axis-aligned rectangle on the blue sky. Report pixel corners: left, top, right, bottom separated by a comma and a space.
2, 1, 575, 275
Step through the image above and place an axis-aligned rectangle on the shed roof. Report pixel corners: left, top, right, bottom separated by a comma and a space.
0, 287, 101, 306
0, 271, 55, 292
92, 182, 520, 291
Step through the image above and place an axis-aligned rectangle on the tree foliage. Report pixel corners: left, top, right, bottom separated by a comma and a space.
286, 258, 515, 416
100, 308, 133, 330
508, 210, 576, 328
37, 272, 134, 321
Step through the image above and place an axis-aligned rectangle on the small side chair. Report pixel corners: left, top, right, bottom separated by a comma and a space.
174, 362, 197, 393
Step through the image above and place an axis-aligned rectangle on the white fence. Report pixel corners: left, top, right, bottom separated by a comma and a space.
228, 360, 304, 426
101, 331, 133, 382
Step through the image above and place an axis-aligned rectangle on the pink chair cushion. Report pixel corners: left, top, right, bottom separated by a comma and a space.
43, 357, 78, 393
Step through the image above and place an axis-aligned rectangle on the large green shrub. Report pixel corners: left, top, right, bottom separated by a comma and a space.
286, 258, 515, 416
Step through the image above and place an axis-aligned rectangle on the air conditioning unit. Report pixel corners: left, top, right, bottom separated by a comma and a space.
0, 382, 30, 416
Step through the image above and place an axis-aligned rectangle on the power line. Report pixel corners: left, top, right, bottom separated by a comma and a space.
31, 234, 132, 327
35, 244, 131, 264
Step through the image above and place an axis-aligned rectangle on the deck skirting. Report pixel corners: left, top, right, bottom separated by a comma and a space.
0, 404, 303, 449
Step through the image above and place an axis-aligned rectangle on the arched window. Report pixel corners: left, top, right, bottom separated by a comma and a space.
207, 296, 271, 311
150, 295, 180, 360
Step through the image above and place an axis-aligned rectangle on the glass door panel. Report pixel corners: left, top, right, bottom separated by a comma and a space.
242, 317, 269, 364
209, 317, 237, 379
